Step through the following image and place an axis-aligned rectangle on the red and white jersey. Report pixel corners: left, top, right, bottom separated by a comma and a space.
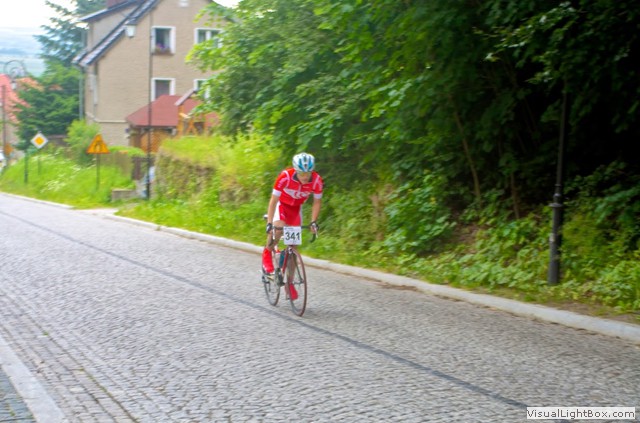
272, 168, 323, 207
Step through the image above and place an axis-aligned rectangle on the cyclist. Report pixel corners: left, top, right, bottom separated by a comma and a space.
262, 152, 323, 275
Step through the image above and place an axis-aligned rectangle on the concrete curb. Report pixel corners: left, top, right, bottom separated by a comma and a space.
1, 192, 74, 209
0, 333, 65, 423
90, 210, 640, 345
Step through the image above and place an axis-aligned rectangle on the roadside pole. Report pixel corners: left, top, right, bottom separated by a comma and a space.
29, 132, 49, 183
86, 134, 110, 189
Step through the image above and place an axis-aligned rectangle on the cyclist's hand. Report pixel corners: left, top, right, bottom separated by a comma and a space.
310, 221, 319, 234
266, 223, 273, 233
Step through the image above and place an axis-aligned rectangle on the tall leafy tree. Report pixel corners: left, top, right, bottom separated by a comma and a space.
193, 0, 640, 253
487, 0, 640, 173
191, 0, 373, 181
17, 0, 104, 143
15, 63, 80, 143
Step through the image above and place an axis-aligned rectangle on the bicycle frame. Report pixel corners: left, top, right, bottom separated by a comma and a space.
262, 225, 315, 316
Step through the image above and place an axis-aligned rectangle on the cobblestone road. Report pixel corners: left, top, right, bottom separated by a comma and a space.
0, 194, 639, 422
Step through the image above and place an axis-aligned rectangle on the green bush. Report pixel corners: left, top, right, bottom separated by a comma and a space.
65, 120, 101, 165
214, 132, 281, 205
383, 172, 455, 255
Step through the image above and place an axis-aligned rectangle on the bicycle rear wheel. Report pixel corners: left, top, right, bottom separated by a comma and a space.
262, 253, 280, 306
285, 250, 308, 316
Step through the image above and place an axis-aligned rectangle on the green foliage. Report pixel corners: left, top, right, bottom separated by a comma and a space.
566, 161, 640, 252
192, 0, 640, 247
156, 133, 281, 202
108, 145, 146, 158
64, 119, 100, 165
319, 183, 383, 262
557, 161, 640, 310
0, 150, 133, 208
15, 63, 80, 142
124, 197, 267, 247
124, 134, 280, 246
486, 0, 640, 172
18, 0, 103, 150
159, 135, 225, 168
416, 212, 548, 292
37, 0, 105, 66
384, 172, 456, 255
214, 132, 282, 204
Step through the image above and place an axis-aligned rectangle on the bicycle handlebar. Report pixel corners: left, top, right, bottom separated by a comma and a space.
268, 225, 317, 245
263, 215, 318, 244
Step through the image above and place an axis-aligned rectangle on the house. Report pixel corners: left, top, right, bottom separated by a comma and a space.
125, 92, 218, 152
74, 0, 225, 147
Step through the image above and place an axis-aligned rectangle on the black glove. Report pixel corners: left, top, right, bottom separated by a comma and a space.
266, 223, 273, 233
310, 221, 319, 232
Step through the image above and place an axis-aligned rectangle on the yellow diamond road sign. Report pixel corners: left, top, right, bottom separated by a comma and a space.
31, 132, 49, 149
87, 134, 110, 154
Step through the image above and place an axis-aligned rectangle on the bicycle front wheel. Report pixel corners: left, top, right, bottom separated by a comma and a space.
285, 250, 308, 316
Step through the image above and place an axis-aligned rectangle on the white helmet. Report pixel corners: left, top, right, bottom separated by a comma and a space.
292, 152, 315, 172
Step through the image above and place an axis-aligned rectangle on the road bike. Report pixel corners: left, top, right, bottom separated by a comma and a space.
261, 225, 316, 316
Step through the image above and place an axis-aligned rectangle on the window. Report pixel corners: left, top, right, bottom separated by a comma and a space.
196, 28, 222, 49
152, 78, 174, 100
195, 79, 210, 99
153, 27, 174, 54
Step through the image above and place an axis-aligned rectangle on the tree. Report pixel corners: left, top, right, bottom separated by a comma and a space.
192, 0, 640, 254
16, 0, 105, 145
15, 63, 80, 143
36, 0, 105, 66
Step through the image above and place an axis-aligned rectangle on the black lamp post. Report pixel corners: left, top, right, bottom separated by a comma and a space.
548, 89, 568, 285
146, 8, 154, 200
125, 5, 154, 200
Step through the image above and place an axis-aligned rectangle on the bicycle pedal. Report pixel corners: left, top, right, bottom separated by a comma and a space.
262, 273, 274, 282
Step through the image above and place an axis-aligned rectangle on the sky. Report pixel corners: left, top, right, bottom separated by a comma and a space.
0, 0, 75, 30
0, 0, 239, 30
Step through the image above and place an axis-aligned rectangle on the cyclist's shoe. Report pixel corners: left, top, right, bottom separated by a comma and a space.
262, 248, 274, 274
288, 283, 298, 300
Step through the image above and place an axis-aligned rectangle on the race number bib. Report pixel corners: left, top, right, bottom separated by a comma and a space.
283, 226, 302, 245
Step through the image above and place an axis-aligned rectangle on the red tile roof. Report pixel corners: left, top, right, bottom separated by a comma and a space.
125, 94, 213, 128
0, 74, 33, 122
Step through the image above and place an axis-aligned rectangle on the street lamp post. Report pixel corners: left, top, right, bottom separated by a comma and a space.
125, 4, 154, 200
548, 88, 568, 285
146, 9, 154, 200
1, 84, 6, 169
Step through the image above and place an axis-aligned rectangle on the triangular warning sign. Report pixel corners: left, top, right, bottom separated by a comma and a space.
87, 134, 110, 154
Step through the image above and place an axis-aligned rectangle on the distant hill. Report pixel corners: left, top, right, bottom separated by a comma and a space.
0, 27, 45, 76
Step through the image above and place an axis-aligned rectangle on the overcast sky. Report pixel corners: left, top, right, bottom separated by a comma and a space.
0, 0, 238, 30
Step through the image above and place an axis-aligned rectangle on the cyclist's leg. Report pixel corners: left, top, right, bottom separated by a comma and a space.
271, 202, 301, 247
287, 249, 308, 316
263, 202, 286, 273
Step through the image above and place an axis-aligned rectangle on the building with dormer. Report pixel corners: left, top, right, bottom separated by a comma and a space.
74, 0, 225, 149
